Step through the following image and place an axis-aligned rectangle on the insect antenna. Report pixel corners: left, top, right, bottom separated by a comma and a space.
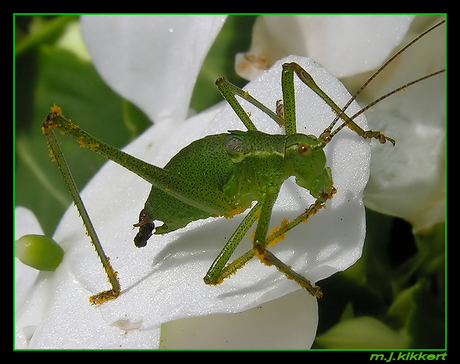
320, 18, 445, 144
328, 68, 445, 141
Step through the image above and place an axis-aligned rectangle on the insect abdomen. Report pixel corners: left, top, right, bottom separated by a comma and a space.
139, 134, 235, 236
136, 131, 288, 244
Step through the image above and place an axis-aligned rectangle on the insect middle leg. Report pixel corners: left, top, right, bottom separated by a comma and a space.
204, 202, 262, 285
204, 193, 285, 287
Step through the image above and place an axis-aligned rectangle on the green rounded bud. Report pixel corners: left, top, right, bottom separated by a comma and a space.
15, 234, 64, 271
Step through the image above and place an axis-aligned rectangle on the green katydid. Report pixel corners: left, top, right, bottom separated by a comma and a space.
40, 19, 445, 305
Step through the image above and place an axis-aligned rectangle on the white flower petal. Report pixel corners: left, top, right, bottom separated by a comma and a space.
15, 206, 45, 238
362, 18, 445, 231
81, 15, 226, 124
236, 15, 415, 80
28, 55, 370, 348
160, 289, 317, 349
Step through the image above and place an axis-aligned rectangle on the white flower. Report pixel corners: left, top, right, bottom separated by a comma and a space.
235, 15, 416, 79
236, 15, 445, 231
16, 14, 436, 349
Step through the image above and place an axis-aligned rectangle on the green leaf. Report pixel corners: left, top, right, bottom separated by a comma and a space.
315, 316, 409, 349
389, 280, 445, 349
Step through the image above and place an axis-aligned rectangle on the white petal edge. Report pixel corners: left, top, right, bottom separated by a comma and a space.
28, 55, 370, 348
81, 15, 226, 124
160, 289, 318, 349
236, 15, 415, 80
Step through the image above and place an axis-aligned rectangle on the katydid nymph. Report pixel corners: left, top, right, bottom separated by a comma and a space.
41, 19, 445, 305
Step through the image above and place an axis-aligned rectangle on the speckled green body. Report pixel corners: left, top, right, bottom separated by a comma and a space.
136, 129, 332, 247
142, 131, 284, 235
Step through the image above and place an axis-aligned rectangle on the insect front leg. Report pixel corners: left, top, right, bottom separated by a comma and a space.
282, 62, 395, 146
266, 188, 337, 248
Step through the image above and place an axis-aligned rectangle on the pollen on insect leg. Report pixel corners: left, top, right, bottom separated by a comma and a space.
267, 218, 289, 246
254, 245, 269, 265
47, 147, 57, 163
51, 104, 63, 117
78, 137, 86, 148
90, 288, 121, 305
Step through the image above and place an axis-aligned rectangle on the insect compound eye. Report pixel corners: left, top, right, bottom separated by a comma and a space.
298, 143, 312, 156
